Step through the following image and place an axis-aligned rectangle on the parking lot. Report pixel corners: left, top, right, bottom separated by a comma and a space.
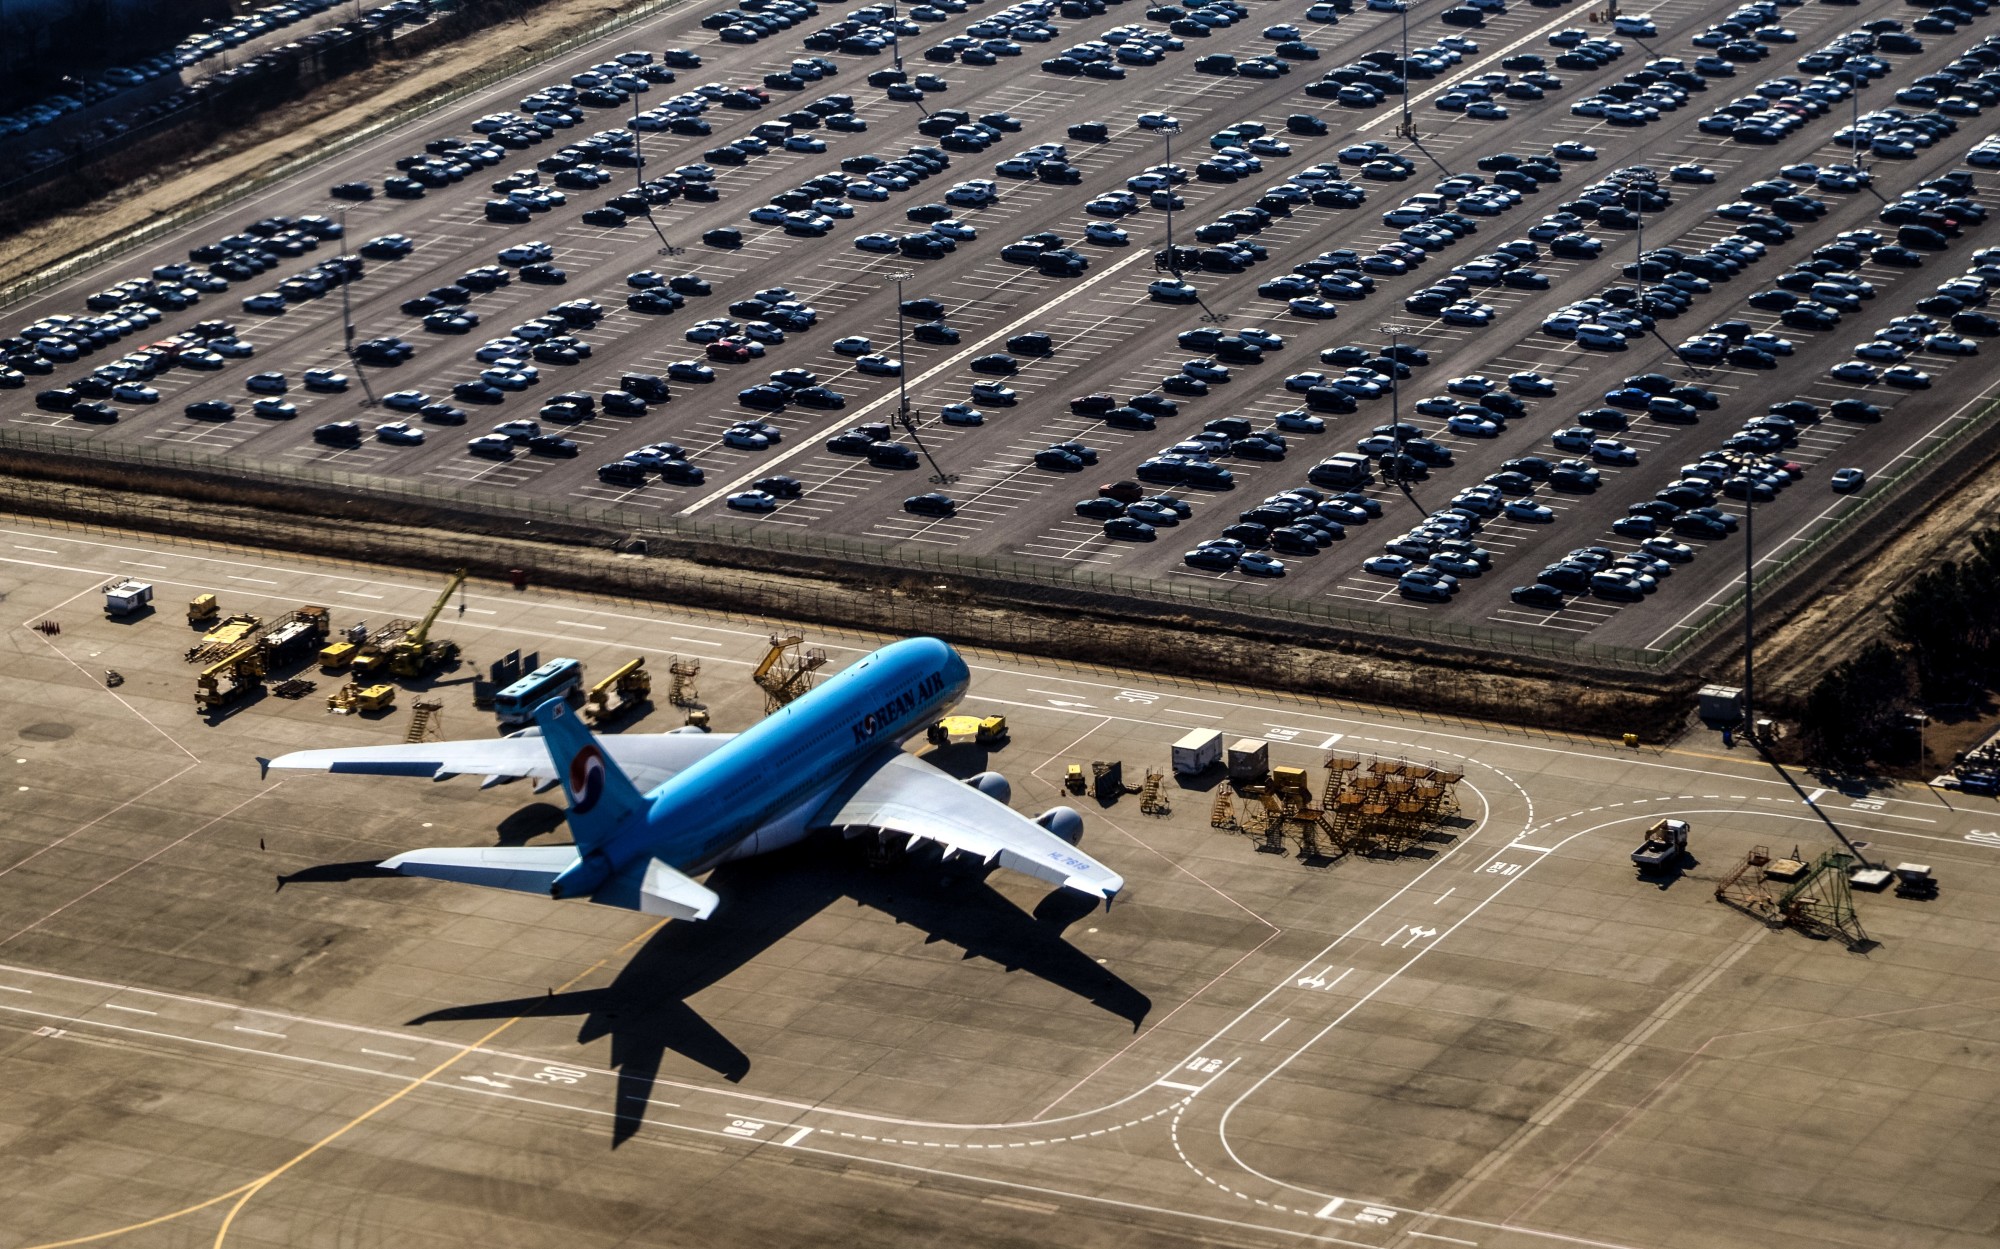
8, 0, 2000, 656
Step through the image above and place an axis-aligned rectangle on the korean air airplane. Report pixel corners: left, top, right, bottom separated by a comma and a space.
264, 637, 1122, 919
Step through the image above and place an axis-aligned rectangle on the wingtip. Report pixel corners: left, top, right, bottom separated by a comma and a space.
256, 757, 270, 780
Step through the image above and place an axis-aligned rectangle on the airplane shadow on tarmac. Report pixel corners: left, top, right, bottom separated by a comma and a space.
404, 838, 1150, 1147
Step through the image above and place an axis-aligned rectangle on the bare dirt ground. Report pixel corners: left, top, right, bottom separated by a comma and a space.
0, 0, 630, 285
1756, 448, 2000, 711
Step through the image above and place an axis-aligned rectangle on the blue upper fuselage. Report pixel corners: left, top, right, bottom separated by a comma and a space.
606, 637, 971, 872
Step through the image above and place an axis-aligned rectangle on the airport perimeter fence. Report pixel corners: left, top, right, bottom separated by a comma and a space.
0, 0, 693, 310
0, 426, 1689, 671
1644, 389, 2000, 673
8, 389, 1999, 681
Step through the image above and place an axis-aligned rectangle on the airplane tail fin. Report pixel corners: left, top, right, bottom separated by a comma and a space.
533, 697, 647, 854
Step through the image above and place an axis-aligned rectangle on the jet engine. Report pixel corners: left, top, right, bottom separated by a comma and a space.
1035, 806, 1085, 846
966, 771, 1012, 804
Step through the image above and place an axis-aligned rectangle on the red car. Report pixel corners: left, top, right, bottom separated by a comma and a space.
705, 340, 752, 363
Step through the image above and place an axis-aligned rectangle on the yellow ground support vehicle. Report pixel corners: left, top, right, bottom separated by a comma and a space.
327, 682, 397, 714
195, 644, 266, 713
582, 658, 652, 725
187, 593, 218, 625
927, 714, 1008, 747
186, 614, 262, 664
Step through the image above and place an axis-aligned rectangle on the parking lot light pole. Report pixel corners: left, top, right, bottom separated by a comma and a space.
1397, 0, 1421, 141
889, 4, 904, 72
1161, 121, 1182, 276
630, 92, 682, 258
337, 208, 378, 408
1379, 322, 1414, 482
884, 268, 956, 484
1629, 184, 1648, 327
885, 269, 914, 424
1716, 449, 1759, 739
1742, 469, 1756, 738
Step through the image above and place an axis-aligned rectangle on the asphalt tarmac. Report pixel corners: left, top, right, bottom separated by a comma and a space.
2, 519, 1997, 1248
9, 0, 2000, 658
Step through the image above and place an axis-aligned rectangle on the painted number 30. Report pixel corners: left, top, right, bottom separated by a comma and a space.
529, 1065, 588, 1084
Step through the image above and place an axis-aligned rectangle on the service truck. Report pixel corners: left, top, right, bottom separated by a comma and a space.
1631, 819, 1690, 872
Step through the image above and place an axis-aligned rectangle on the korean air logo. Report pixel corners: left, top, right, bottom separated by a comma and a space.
569, 744, 607, 814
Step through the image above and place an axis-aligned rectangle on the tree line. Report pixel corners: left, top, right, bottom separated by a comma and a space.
1796, 527, 2000, 767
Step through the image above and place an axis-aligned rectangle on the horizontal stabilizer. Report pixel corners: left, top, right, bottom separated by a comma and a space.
640, 858, 720, 921
379, 845, 579, 895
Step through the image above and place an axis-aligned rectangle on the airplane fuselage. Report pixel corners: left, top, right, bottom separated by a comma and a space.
609, 636, 971, 876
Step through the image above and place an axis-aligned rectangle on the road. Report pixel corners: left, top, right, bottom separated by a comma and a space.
6, 0, 2000, 658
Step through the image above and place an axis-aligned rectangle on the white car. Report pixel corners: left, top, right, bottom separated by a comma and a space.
970, 381, 1017, 404
302, 368, 350, 391
112, 382, 160, 403
1830, 360, 1879, 383
498, 240, 554, 264
375, 420, 426, 445
493, 418, 542, 441
1084, 222, 1129, 244
1590, 438, 1638, 464
726, 489, 778, 510
1137, 112, 1181, 129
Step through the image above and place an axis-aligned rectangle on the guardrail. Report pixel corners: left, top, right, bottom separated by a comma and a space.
0, 0, 690, 310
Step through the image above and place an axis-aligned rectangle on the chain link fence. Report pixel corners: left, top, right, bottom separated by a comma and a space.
0, 426, 1688, 670
7, 388, 1997, 681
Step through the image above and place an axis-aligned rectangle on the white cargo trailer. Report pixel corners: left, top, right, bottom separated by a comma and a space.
1172, 729, 1223, 775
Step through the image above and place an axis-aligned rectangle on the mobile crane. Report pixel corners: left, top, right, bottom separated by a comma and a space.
386, 569, 466, 679
582, 657, 652, 726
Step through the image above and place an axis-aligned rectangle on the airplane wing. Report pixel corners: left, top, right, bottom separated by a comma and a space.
815, 752, 1124, 901
262, 730, 735, 792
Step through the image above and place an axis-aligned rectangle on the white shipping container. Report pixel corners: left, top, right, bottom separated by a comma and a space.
1172, 728, 1223, 775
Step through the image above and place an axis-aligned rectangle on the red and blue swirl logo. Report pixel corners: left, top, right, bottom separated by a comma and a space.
569, 744, 607, 814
